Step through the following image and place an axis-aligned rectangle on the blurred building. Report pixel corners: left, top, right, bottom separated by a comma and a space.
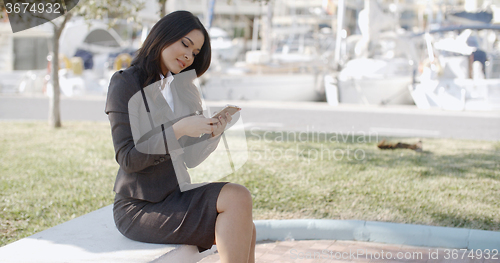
0, 22, 51, 71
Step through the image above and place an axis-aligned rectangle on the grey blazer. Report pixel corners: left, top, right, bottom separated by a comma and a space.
105, 66, 221, 203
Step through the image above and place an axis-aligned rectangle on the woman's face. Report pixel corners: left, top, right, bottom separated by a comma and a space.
160, 29, 205, 75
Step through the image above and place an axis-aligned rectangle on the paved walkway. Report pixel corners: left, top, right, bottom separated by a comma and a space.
2, 95, 500, 140
199, 240, 496, 263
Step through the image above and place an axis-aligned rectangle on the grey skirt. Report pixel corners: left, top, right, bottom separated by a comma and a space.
113, 182, 229, 252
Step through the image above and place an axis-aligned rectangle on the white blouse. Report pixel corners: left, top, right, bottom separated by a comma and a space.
159, 71, 175, 112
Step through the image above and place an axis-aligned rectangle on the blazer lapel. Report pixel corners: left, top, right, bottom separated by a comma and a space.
170, 81, 190, 118
145, 81, 175, 126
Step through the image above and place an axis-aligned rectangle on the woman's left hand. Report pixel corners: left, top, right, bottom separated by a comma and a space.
212, 112, 232, 137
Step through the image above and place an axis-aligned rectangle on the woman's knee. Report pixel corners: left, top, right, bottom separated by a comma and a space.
217, 183, 253, 213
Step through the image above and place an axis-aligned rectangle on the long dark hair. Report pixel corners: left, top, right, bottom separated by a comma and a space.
131, 10, 211, 87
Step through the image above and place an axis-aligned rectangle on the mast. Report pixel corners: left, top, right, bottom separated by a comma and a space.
333, 0, 345, 70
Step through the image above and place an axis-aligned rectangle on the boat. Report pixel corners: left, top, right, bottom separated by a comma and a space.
201, 12, 329, 102
200, 67, 322, 101
409, 25, 500, 111
333, 33, 417, 105
46, 19, 127, 97
209, 27, 245, 62
324, 0, 417, 106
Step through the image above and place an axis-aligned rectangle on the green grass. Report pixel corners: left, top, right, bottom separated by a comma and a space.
0, 121, 117, 246
1, 122, 499, 247
235, 131, 500, 231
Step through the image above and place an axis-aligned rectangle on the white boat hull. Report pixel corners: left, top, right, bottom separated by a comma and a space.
337, 76, 414, 105
201, 74, 321, 101
327, 58, 416, 105
410, 78, 500, 111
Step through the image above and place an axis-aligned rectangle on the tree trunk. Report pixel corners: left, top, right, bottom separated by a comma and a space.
160, 0, 167, 17
49, 27, 61, 128
48, 13, 71, 128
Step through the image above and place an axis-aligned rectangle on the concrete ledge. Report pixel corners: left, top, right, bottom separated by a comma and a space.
469, 229, 500, 250
364, 221, 469, 248
0, 205, 216, 263
254, 219, 500, 250
254, 219, 367, 241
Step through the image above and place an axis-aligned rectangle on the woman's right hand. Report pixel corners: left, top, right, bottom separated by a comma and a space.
173, 115, 219, 139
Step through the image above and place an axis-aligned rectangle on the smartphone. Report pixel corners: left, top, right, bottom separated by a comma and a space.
211, 104, 241, 119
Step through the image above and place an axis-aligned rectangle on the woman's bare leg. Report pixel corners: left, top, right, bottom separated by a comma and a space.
248, 223, 256, 263
215, 183, 254, 263
213, 223, 255, 263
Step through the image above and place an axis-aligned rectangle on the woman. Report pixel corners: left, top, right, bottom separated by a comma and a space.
105, 11, 256, 263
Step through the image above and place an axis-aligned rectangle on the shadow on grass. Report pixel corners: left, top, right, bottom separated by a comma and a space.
430, 211, 500, 231
243, 131, 499, 229
494, 141, 500, 151
247, 131, 498, 180
357, 147, 499, 180
396, 205, 500, 231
